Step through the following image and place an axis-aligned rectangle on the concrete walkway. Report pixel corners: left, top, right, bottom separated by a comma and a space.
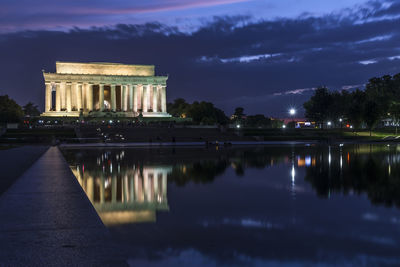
0, 147, 126, 266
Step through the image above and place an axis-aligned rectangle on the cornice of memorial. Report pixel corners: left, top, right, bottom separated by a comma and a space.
43, 72, 168, 85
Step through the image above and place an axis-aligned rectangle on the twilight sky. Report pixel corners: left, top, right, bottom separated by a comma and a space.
0, 0, 399, 116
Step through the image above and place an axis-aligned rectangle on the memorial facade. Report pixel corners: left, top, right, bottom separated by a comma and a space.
41, 61, 171, 117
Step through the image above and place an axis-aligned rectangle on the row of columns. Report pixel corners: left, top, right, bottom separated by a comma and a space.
45, 82, 167, 113
78, 169, 168, 204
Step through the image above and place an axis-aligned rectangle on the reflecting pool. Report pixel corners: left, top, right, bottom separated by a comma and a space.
62, 144, 400, 266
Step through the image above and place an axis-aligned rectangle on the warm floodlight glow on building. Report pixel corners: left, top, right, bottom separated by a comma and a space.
289, 108, 296, 116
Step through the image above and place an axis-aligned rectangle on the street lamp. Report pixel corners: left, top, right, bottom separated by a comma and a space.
289, 108, 296, 128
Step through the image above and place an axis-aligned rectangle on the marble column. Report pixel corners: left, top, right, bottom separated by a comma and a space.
120, 85, 124, 111
66, 83, 72, 112
87, 84, 93, 111
45, 82, 52, 112
143, 85, 148, 112
161, 85, 167, 113
82, 84, 87, 110
137, 85, 141, 112
133, 85, 137, 112
99, 84, 104, 111
147, 85, 152, 111
129, 85, 133, 111
76, 83, 82, 111
123, 85, 128, 112
118, 85, 122, 111
149, 86, 153, 111
111, 84, 116, 111
55, 83, 61, 112
60, 82, 66, 110
71, 82, 77, 111
152, 85, 158, 112
138, 85, 143, 111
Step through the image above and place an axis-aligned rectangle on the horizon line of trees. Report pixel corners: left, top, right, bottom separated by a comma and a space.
167, 98, 283, 127
304, 73, 400, 133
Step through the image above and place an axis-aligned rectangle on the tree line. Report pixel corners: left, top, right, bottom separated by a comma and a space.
168, 98, 283, 127
167, 98, 228, 125
0, 95, 40, 124
304, 73, 400, 132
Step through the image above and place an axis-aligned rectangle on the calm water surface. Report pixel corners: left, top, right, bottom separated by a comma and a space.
62, 144, 400, 266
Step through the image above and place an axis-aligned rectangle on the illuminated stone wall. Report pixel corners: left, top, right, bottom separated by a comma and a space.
56, 61, 155, 76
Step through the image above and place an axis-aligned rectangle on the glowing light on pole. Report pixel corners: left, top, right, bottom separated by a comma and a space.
288, 108, 296, 128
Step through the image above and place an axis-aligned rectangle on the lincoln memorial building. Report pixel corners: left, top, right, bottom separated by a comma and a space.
41, 61, 171, 117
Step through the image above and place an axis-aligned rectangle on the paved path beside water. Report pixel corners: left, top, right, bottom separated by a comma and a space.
0, 146, 48, 195
0, 147, 126, 266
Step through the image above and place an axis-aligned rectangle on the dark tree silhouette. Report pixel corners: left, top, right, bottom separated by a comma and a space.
23, 102, 40, 117
0, 95, 23, 123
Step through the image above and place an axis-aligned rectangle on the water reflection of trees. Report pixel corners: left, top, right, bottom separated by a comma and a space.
166, 145, 400, 209
304, 145, 400, 208
167, 146, 296, 185
169, 161, 229, 186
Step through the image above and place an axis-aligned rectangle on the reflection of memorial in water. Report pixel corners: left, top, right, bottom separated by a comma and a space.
70, 155, 170, 225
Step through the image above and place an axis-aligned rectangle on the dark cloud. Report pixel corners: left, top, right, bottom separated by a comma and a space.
0, 2, 399, 116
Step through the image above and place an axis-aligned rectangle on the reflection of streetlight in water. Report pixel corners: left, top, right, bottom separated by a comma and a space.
290, 150, 297, 225
290, 151, 296, 200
